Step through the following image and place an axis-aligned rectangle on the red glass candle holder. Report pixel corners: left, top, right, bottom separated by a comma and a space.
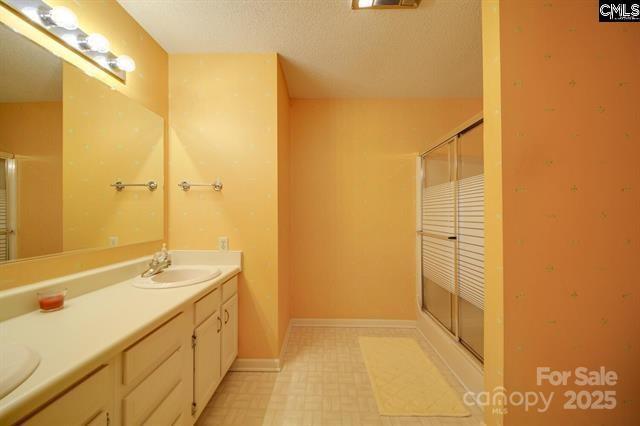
37, 288, 67, 312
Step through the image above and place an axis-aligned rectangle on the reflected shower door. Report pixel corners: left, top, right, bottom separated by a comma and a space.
0, 158, 7, 261
421, 140, 455, 332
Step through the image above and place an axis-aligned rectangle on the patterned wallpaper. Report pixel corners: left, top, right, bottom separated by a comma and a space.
500, 1, 639, 424
168, 54, 284, 358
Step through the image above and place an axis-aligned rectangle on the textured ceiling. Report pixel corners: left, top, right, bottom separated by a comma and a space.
0, 23, 62, 103
118, 0, 482, 98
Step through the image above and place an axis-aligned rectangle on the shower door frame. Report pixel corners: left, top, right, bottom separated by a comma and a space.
417, 114, 484, 362
0, 151, 18, 261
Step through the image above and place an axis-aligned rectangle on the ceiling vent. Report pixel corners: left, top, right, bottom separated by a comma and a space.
352, 0, 421, 9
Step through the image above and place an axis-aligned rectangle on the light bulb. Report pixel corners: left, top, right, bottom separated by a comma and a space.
48, 6, 78, 30
358, 0, 374, 7
21, 7, 41, 24
115, 55, 136, 72
85, 33, 110, 53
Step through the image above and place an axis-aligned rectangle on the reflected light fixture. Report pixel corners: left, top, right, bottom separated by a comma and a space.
1, 0, 135, 82
352, 0, 421, 9
42, 6, 78, 30
114, 55, 136, 72
79, 33, 111, 53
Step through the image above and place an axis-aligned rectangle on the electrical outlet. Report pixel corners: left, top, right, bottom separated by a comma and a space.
218, 236, 229, 251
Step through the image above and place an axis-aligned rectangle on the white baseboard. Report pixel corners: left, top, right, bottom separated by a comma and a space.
279, 320, 292, 364
415, 308, 484, 396
230, 320, 293, 373
290, 318, 416, 328
230, 358, 281, 372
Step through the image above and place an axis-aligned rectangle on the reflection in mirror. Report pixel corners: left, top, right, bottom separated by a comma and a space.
0, 23, 63, 261
62, 63, 163, 252
0, 22, 163, 263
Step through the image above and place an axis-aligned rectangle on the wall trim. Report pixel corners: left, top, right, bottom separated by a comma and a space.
290, 318, 416, 328
230, 358, 281, 372
279, 320, 292, 365
230, 320, 292, 373
416, 308, 484, 396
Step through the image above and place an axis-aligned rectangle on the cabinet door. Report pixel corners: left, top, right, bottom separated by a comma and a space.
221, 294, 238, 375
25, 365, 113, 426
193, 311, 221, 415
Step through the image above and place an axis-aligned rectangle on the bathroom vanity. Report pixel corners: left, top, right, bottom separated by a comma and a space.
0, 251, 241, 425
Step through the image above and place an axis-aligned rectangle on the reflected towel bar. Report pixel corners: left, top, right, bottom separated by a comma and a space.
178, 180, 223, 192
111, 181, 158, 191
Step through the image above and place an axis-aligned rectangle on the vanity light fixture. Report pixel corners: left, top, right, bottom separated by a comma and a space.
352, 0, 421, 9
1, 0, 135, 82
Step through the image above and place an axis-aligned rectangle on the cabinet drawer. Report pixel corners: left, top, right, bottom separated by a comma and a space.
122, 314, 183, 385
194, 288, 220, 326
123, 347, 183, 425
86, 411, 109, 426
25, 366, 112, 425
143, 381, 184, 426
222, 276, 237, 302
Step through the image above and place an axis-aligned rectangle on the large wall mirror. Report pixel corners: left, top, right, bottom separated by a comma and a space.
0, 21, 163, 263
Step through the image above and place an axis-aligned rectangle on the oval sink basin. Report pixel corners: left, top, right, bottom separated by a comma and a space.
133, 266, 221, 289
0, 343, 40, 399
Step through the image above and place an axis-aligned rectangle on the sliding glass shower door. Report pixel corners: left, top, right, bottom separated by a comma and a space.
420, 120, 484, 361
421, 141, 456, 332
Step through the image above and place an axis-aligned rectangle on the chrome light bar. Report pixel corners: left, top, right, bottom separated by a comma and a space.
1, 0, 135, 82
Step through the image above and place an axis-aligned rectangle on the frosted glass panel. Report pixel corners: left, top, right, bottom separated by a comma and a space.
421, 143, 454, 332
457, 122, 484, 360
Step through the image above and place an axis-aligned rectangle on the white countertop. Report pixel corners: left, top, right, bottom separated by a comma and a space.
0, 261, 240, 422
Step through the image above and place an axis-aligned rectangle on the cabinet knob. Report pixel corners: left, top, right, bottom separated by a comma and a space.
224, 309, 229, 324
217, 316, 222, 333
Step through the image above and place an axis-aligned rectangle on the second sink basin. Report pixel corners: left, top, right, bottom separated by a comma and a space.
0, 343, 40, 399
133, 266, 221, 289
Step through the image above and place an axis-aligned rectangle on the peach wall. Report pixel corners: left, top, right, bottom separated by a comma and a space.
496, 1, 639, 424
277, 59, 291, 350
481, 1, 504, 425
0, 102, 62, 259
290, 99, 482, 320
169, 53, 285, 358
0, 0, 167, 289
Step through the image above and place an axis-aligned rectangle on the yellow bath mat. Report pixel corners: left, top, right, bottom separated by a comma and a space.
358, 337, 470, 417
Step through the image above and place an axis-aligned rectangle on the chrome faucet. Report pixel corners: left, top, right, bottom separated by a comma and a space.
142, 244, 171, 278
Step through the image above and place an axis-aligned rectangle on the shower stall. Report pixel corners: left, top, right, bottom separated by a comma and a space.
417, 116, 484, 362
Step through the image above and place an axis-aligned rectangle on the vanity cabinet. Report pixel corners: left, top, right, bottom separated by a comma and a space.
13, 274, 239, 426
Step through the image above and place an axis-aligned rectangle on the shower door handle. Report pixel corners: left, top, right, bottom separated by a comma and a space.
447, 236, 457, 240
